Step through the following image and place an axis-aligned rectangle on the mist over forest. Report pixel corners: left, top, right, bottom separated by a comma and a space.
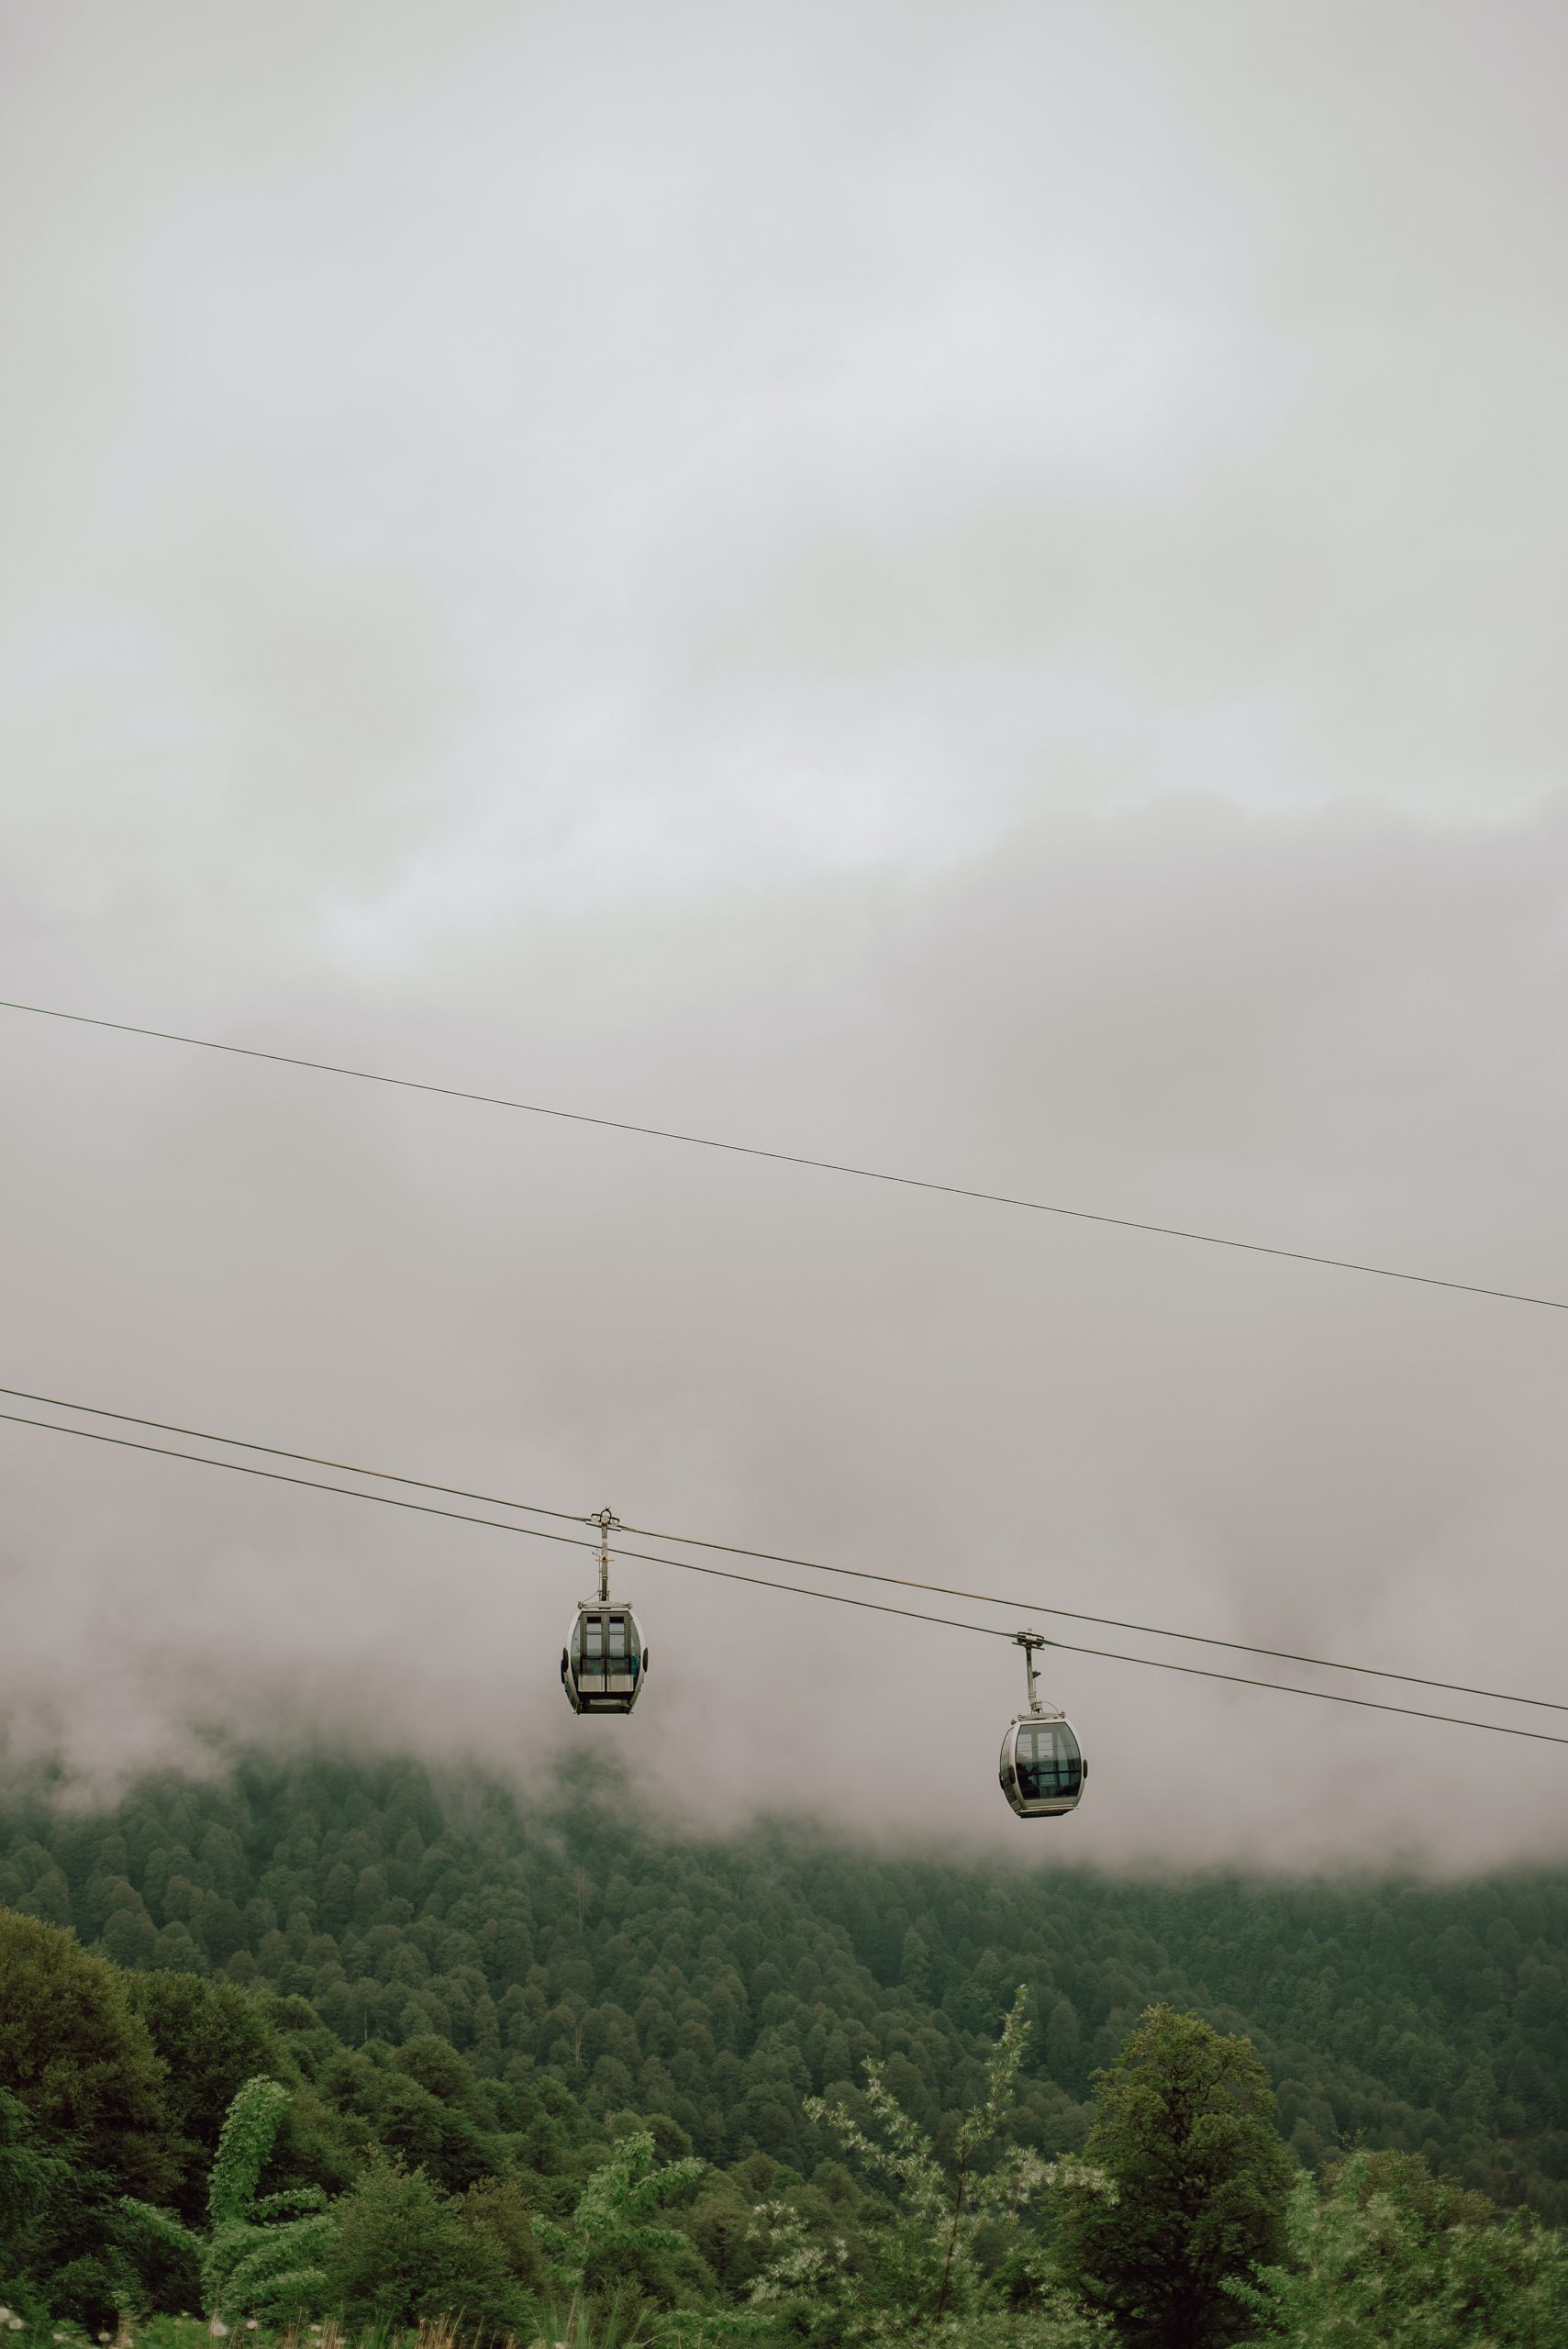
6, 2, 1568, 2342
6, 799, 1568, 1874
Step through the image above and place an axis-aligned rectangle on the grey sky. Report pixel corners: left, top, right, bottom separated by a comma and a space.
2, 1, 1565, 1869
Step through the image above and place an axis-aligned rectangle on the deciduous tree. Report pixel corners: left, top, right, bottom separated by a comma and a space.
1051, 2005, 1292, 2349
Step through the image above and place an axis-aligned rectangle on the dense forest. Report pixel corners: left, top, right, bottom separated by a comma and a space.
4, 1748, 1568, 2343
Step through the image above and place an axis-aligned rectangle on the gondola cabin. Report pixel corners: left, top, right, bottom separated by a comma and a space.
999, 1707, 1084, 1818
562, 1601, 646, 1714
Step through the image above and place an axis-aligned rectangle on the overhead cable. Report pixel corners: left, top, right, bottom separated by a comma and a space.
0, 1383, 593, 1529
617, 1516, 1568, 1717
4, 1379, 1563, 1720
5, 1404, 1568, 1751
3, 995, 1562, 1313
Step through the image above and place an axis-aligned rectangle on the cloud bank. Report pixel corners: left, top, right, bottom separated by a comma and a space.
2, 1, 1565, 1870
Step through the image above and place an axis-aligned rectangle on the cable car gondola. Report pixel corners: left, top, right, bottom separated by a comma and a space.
562, 1507, 647, 1716
998, 1631, 1084, 1818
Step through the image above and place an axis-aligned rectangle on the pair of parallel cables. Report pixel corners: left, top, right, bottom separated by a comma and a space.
1, 995, 1565, 1749
3, 1384, 1565, 1749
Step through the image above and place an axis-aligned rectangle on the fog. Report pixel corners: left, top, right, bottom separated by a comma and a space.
2, 1, 1566, 1871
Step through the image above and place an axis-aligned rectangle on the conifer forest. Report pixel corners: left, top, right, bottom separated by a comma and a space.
5, 1752, 1567, 2345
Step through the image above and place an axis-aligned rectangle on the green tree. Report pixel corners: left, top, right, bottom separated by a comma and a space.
456, 2175, 549, 2296
537, 2129, 711, 2310
807, 1988, 1051, 2331
12, 1751, 1568, 2263
112, 2195, 204, 2320
324, 2158, 523, 2332
0, 1909, 175, 2198
199, 2075, 338, 2321
1228, 2149, 1568, 2346
0, 2088, 60, 2252
0, 2079, 159, 2330
1051, 2005, 1293, 2349
0, 2087, 69, 2316
373, 2071, 499, 2191
124, 1970, 289, 2222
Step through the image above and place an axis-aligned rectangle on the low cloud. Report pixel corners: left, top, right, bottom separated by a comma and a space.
5, 798, 1568, 1870
3, 2, 1566, 1871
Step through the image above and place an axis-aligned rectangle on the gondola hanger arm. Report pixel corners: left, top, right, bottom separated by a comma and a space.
1015, 1628, 1049, 1714
591, 1504, 621, 1604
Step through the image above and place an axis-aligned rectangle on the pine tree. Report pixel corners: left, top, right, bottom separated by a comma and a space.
1051, 2005, 1293, 2349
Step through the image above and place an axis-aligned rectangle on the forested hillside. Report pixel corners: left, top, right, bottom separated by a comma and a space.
3, 1748, 1564, 2223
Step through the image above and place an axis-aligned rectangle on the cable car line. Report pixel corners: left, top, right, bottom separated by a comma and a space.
6, 1378, 1567, 1720
1033, 1636, 1568, 1750
0, 1383, 595, 1530
0, 1406, 604, 1553
6, 1404, 1568, 1750
0, 1406, 1029, 1642
4, 993, 1563, 1315
616, 1514, 1568, 1716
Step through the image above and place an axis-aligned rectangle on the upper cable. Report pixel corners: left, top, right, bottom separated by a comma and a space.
3, 995, 1563, 1312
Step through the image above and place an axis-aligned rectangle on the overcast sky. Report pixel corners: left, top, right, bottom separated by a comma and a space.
3, 0, 1566, 1873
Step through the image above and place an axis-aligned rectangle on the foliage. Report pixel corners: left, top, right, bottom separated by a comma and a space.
203, 2076, 336, 2321
1051, 2005, 1293, 2349
0, 1909, 176, 2198
1228, 2147, 1568, 2345
125, 1972, 291, 2225
454, 2174, 549, 2295
808, 1987, 1049, 2331
535, 2291, 667, 2349
116, 2195, 205, 2317
324, 2157, 523, 2333
0, 1914, 188, 2321
537, 2128, 712, 2310
4, 1750, 1568, 2343
0, 2087, 72, 2320
745, 2197, 852, 2311
881, 2317, 1110, 2349
6, 1750, 1568, 2219
0, 2086, 66, 2254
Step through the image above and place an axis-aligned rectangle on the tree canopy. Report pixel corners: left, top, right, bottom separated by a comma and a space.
1052, 2005, 1294, 2348
3, 1749, 1564, 2218
2, 1746, 1566, 2343
0, 1907, 176, 2198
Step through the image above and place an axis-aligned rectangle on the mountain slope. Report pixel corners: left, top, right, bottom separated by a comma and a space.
2, 1748, 1563, 2217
